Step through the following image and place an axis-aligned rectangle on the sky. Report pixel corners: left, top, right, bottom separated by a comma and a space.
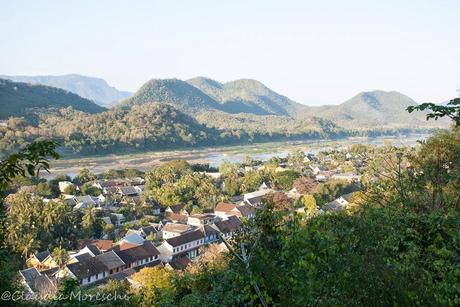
1, 0, 459, 105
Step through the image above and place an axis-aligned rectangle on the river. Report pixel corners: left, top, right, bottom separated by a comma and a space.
41, 134, 430, 179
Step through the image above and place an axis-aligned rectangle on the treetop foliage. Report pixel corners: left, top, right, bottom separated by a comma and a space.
407, 97, 460, 126
0, 139, 59, 193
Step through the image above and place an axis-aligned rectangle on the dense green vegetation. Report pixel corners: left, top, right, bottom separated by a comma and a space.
4, 193, 104, 256
408, 97, 460, 127
0, 76, 449, 158
0, 79, 106, 119
131, 127, 460, 306
121, 78, 223, 113
195, 110, 350, 140
0, 103, 222, 157
0, 74, 131, 107
0, 140, 59, 302
41, 127, 457, 307
313, 90, 444, 129
144, 160, 221, 211
187, 77, 305, 116
0, 103, 362, 158
0, 107, 459, 305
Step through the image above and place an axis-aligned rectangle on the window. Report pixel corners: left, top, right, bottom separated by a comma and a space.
103, 272, 106, 278
87, 277, 91, 282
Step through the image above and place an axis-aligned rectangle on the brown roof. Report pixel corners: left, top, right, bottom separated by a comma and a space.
167, 204, 186, 213
202, 224, 220, 236
19, 267, 56, 294
95, 251, 125, 270
162, 223, 194, 234
169, 257, 191, 270
105, 187, 119, 194
74, 253, 93, 262
77, 239, 113, 251
118, 186, 138, 196
236, 204, 255, 217
215, 202, 236, 212
118, 242, 140, 251
215, 216, 242, 234
166, 230, 205, 247
66, 257, 108, 279
98, 180, 125, 188
111, 241, 159, 265
86, 244, 102, 256
165, 212, 188, 223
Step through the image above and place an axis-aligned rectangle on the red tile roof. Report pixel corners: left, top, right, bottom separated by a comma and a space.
215, 202, 236, 212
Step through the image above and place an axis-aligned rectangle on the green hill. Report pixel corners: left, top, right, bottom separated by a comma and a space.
0, 74, 131, 107
121, 78, 223, 114
187, 77, 307, 116
0, 76, 450, 157
195, 110, 347, 140
121, 77, 446, 130
0, 79, 106, 119
310, 90, 443, 129
0, 102, 222, 156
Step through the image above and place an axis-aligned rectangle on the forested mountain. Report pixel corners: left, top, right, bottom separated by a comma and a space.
0, 74, 131, 107
311, 91, 436, 128
187, 77, 306, 116
195, 110, 348, 140
121, 79, 223, 113
0, 76, 450, 157
0, 78, 106, 119
0, 74, 446, 129
0, 103, 221, 156
125, 77, 444, 129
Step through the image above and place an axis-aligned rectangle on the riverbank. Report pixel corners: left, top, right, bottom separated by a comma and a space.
42, 134, 430, 179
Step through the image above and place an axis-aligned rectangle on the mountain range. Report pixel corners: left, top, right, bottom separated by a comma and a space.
121, 77, 304, 116
310, 91, 434, 129
0, 74, 450, 156
0, 74, 446, 128
0, 74, 131, 107
186, 77, 304, 116
122, 77, 437, 129
0, 78, 105, 119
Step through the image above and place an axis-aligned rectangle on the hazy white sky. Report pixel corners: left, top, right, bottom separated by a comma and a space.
1, 0, 459, 105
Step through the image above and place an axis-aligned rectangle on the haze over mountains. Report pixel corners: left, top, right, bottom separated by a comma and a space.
0, 73, 445, 127
0, 78, 105, 119
312, 91, 433, 128
122, 76, 434, 129
0, 74, 131, 107
186, 77, 304, 116
0, 73, 450, 156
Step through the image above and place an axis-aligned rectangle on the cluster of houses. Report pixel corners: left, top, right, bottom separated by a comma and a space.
17, 149, 368, 298
18, 183, 270, 298
59, 178, 151, 210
